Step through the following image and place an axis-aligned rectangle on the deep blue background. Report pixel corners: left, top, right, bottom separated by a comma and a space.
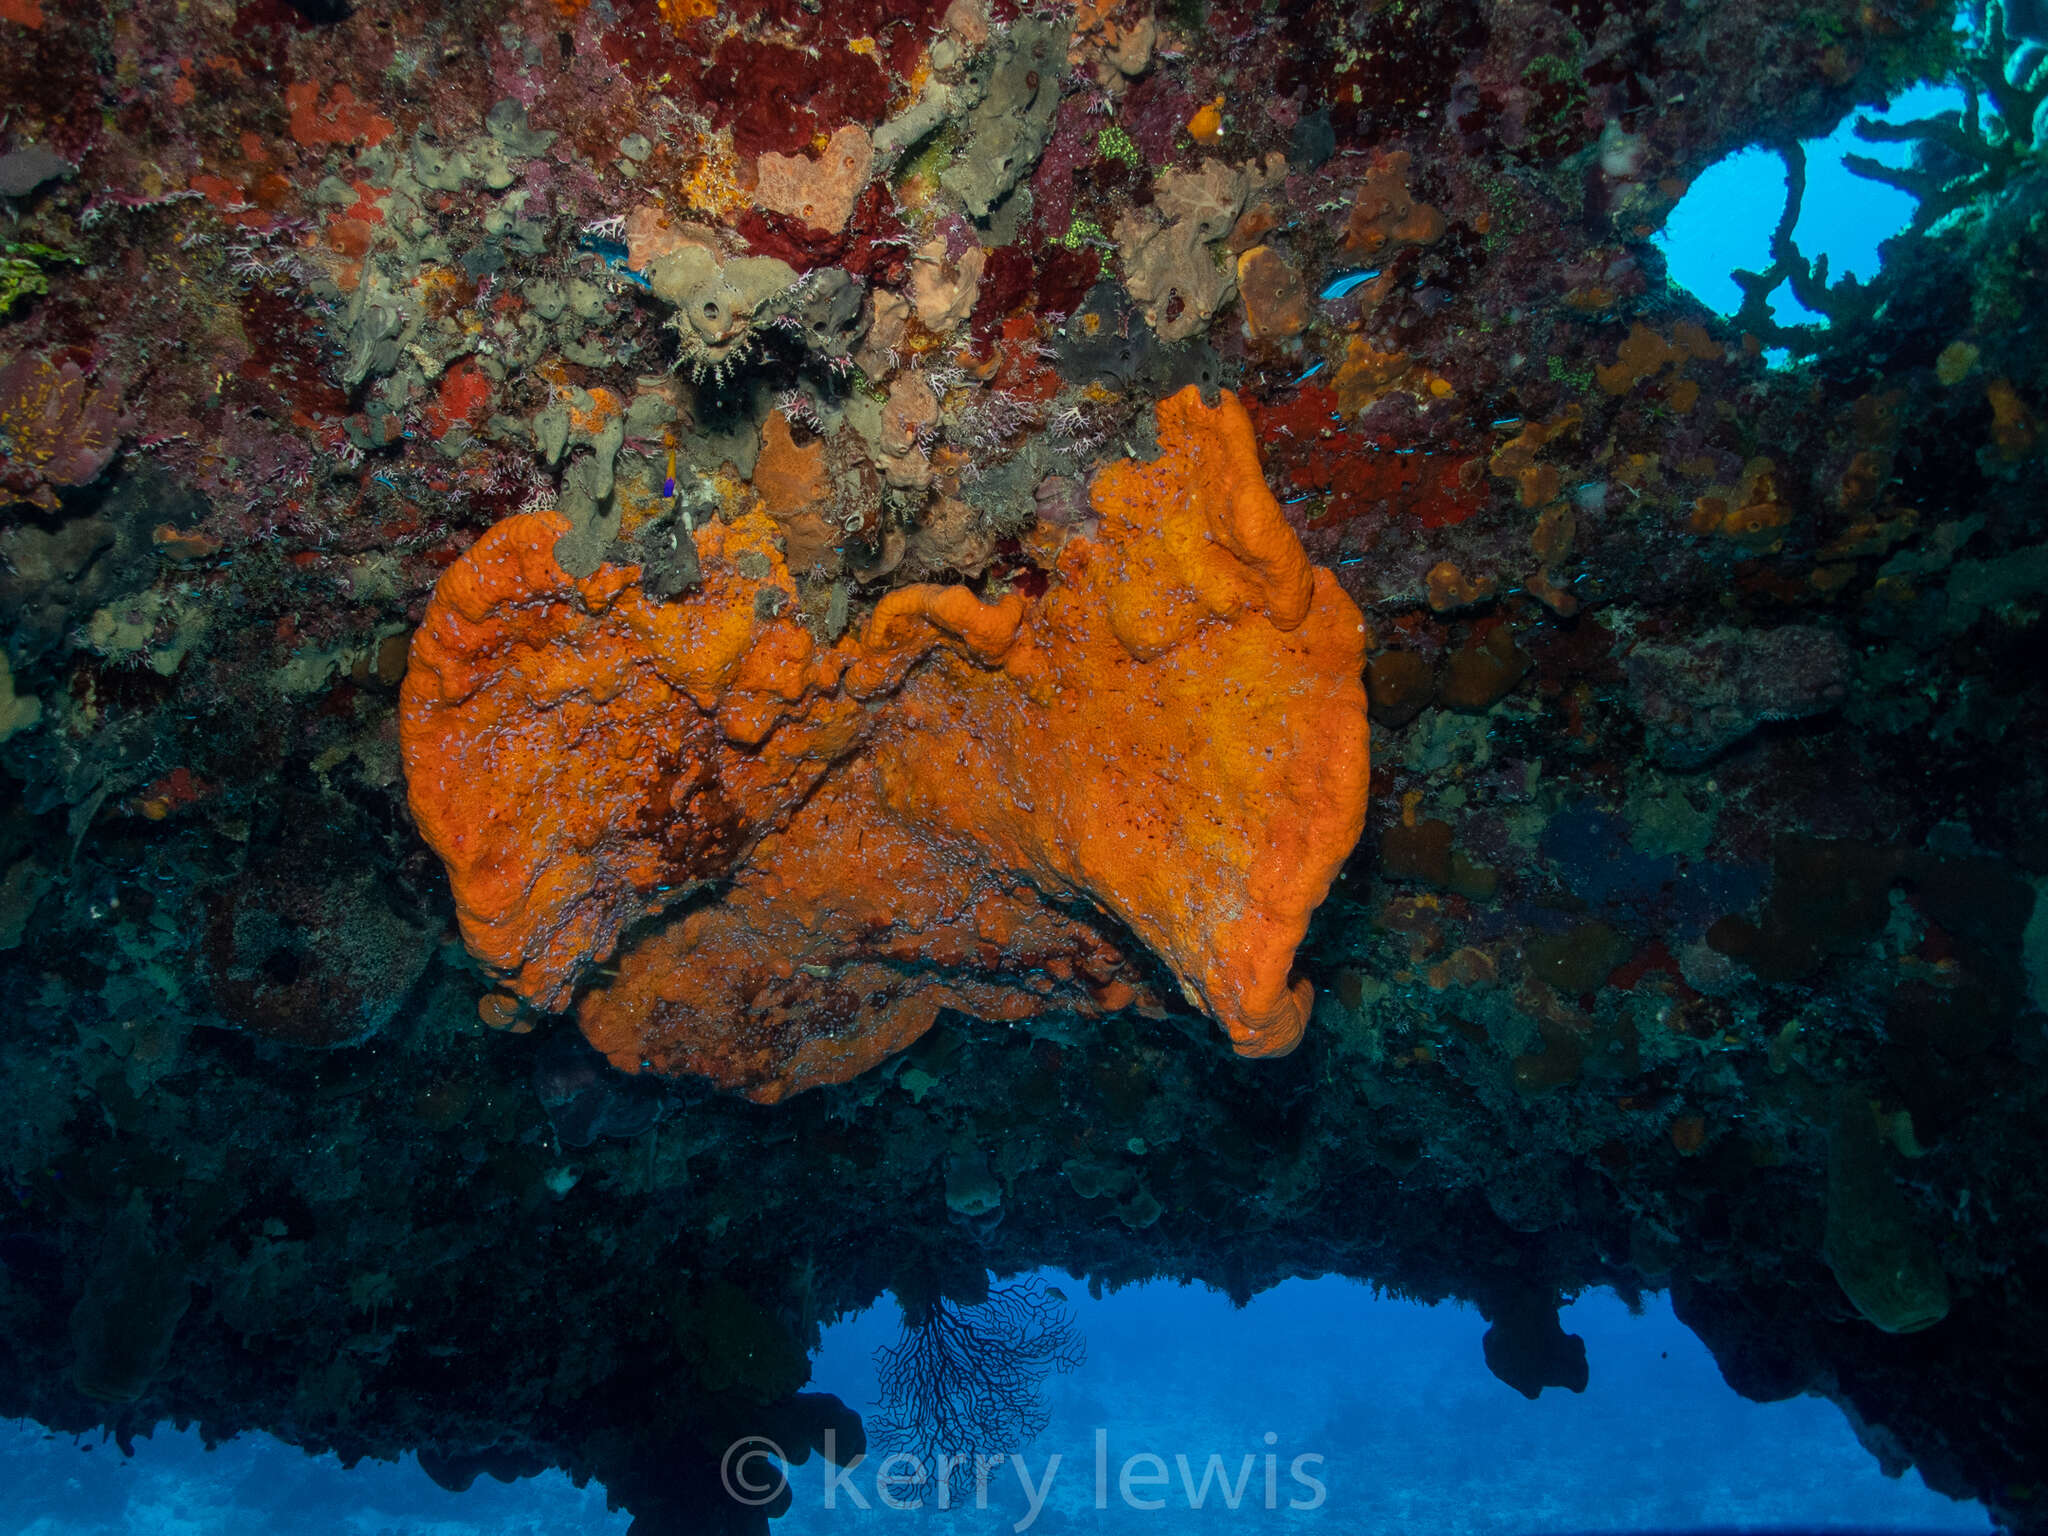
0, 1281, 1986, 1534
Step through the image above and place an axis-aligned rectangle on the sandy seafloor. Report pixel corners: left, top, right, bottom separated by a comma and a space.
0, 1280, 1987, 1535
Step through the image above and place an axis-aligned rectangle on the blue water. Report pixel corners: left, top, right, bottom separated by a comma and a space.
1657, 82, 1967, 326
0, 1280, 1986, 1535
0, 1421, 622, 1534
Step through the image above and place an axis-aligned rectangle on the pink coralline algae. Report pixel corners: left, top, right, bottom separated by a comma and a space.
0, 350, 124, 511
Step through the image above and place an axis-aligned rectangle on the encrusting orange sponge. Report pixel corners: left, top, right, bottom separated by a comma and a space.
401, 386, 1369, 1101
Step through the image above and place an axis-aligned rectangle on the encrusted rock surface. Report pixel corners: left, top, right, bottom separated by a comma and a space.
1, 0, 2045, 1530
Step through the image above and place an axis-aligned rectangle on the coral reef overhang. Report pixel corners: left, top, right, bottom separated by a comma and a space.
1, 0, 2046, 1529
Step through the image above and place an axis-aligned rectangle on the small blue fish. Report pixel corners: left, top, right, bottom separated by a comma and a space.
576, 233, 651, 289
1320, 270, 1382, 300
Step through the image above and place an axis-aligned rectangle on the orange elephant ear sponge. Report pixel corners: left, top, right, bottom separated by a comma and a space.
398, 508, 867, 1009
401, 386, 1370, 1100
854, 385, 1370, 1061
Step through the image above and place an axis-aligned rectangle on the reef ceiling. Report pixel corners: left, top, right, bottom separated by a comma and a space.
3, 0, 2046, 1529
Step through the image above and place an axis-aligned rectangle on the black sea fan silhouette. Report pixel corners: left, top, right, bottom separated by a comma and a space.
869, 1275, 1085, 1501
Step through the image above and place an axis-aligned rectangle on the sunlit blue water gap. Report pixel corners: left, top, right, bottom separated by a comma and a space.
1, 1280, 1985, 1534
1656, 82, 1970, 333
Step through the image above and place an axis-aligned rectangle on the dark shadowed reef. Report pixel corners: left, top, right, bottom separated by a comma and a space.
1, 0, 2045, 1530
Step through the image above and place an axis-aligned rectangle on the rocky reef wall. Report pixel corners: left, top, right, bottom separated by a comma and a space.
2, 0, 2046, 1530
